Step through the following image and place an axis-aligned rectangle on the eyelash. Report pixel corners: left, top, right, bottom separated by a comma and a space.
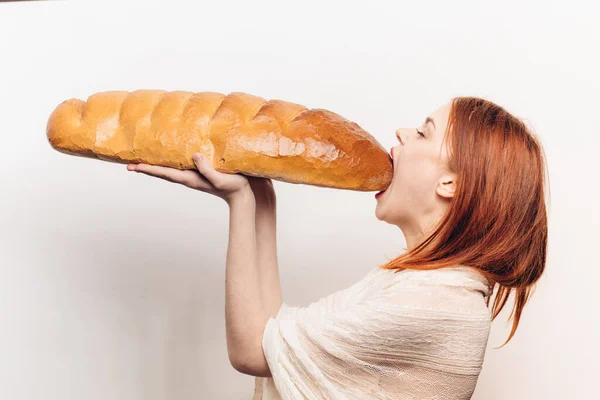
416, 129, 425, 138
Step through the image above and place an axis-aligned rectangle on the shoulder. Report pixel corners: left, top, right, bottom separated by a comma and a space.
369, 264, 492, 318
363, 266, 492, 356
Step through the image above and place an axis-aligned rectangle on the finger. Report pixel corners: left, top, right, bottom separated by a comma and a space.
134, 164, 181, 184
133, 163, 210, 188
181, 169, 214, 190
192, 154, 221, 186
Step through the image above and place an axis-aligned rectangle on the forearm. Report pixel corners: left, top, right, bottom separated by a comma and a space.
225, 189, 268, 366
254, 191, 283, 319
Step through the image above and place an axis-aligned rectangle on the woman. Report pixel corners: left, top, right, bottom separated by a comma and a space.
127, 96, 548, 399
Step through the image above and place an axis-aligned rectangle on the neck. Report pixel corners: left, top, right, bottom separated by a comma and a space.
399, 206, 448, 251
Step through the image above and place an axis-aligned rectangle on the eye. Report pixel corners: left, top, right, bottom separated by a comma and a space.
416, 129, 425, 138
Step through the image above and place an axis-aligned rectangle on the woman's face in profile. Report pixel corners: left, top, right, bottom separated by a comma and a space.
375, 103, 454, 227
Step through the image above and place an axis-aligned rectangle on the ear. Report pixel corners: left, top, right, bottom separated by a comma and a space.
436, 173, 456, 199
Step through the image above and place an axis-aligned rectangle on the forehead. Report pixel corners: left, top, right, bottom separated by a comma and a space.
429, 103, 451, 131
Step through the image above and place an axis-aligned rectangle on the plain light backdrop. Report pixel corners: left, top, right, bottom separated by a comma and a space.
1, 0, 598, 399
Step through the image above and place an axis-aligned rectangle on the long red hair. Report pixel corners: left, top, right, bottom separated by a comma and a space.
379, 96, 549, 348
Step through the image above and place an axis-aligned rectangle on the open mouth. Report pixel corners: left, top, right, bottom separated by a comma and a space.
375, 179, 393, 199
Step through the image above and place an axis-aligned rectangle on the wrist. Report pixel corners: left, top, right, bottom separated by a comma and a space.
226, 186, 255, 207
248, 177, 275, 195
255, 191, 276, 209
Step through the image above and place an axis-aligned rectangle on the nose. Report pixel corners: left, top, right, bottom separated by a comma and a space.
395, 128, 404, 145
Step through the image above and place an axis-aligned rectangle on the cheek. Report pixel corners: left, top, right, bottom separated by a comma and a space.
392, 151, 419, 185
392, 151, 438, 193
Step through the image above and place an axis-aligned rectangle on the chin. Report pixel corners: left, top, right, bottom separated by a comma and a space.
375, 201, 387, 222
375, 199, 405, 226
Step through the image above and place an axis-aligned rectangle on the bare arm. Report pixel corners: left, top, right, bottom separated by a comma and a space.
127, 156, 278, 377
226, 186, 278, 377
249, 178, 283, 320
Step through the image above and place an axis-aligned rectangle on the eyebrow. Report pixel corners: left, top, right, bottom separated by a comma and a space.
426, 117, 436, 130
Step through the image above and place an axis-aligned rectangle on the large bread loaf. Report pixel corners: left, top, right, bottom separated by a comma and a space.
46, 90, 393, 191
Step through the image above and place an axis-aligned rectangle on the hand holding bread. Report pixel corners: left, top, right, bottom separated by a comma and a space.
47, 90, 393, 191
127, 152, 253, 204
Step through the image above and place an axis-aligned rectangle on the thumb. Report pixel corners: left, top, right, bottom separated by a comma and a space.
193, 153, 219, 183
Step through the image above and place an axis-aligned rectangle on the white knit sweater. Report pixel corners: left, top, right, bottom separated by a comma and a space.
252, 265, 493, 400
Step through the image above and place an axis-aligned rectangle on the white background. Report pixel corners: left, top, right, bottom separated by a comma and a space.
1, 0, 598, 398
